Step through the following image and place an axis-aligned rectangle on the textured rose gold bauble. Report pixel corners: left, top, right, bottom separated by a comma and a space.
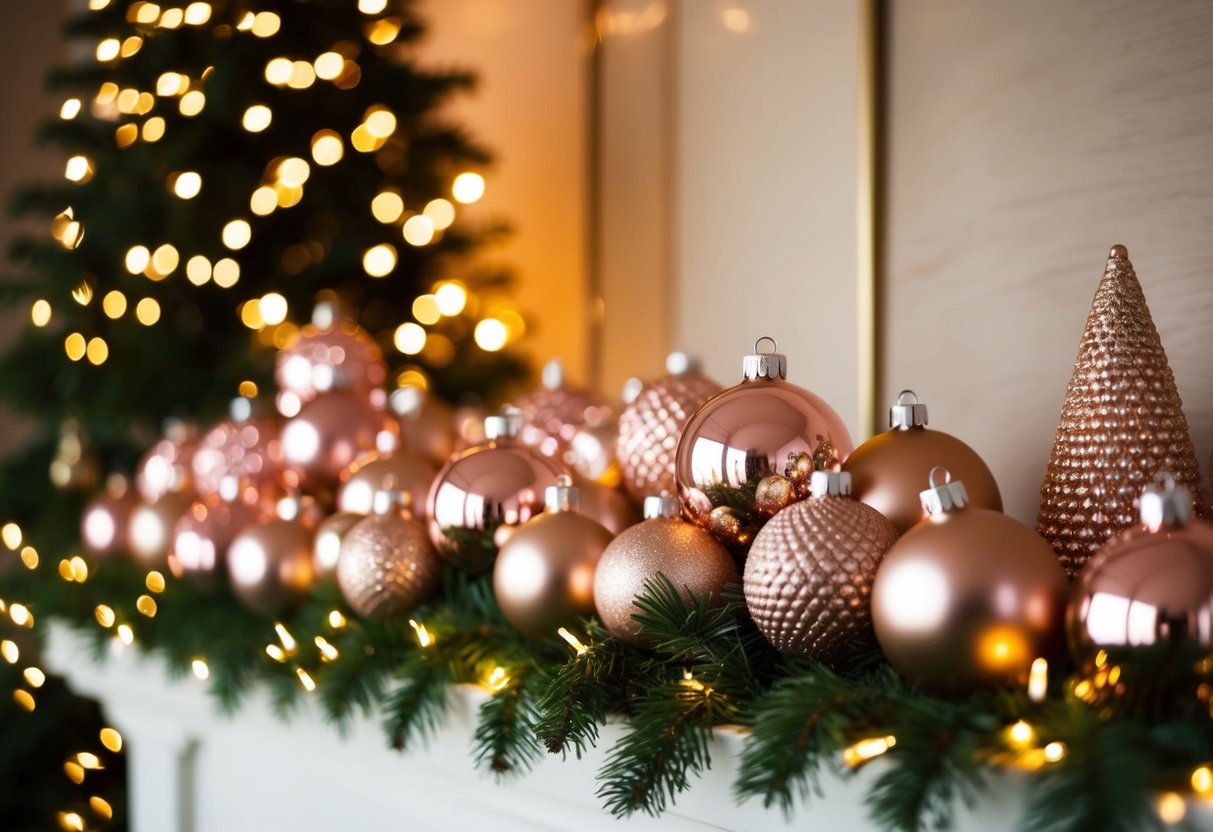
275, 314, 387, 416
391, 387, 457, 466
280, 391, 399, 490
80, 476, 140, 559
871, 470, 1068, 693
574, 477, 642, 536
675, 339, 853, 548
337, 450, 436, 519
594, 494, 737, 646
844, 391, 1002, 534
128, 492, 192, 568
514, 360, 611, 458
1069, 478, 1213, 667
337, 491, 442, 618
616, 355, 723, 502
192, 401, 282, 501
136, 421, 198, 501
493, 478, 613, 639
745, 472, 898, 664
227, 502, 316, 616
171, 495, 259, 585
1038, 245, 1207, 579
313, 512, 362, 578
427, 414, 566, 573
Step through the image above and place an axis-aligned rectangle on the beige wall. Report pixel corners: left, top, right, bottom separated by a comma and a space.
883, 0, 1213, 522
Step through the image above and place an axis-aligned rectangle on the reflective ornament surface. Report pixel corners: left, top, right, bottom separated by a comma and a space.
81, 476, 140, 559
337, 450, 436, 519
337, 492, 441, 618
594, 494, 737, 646
275, 316, 387, 416
313, 511, 362, 579
171, 495, 259, 585
227, 512, 315, 617
391, 386, 457, 466
844, 391, 1002, 534
192, 404, 282, 501
281, 390, 399, 490
514, 359, 611, 458
745, 472, 898, 663
136, 420, 198, 501
573, 477, 642, 536
128, 492, 192, 568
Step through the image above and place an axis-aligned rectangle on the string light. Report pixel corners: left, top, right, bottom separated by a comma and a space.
1007, 720, 1034, 748
191, 658, 209, 680
30, 300, 51, 327
184, 2, 211, 25
102, 291, 127, 318
328, 610, 347, 629
96, 38, 121, 62
64, 761, 84, 784
296, 668, 316, 692
72, 281, 94, 305
483, 666, 509, 692
310, 130, 343, 166
412, 295, 440, 325
136, 595, 157, 617
20, 547, 39, 569
132, 3, 161, 25
276, 157, 310, 187
171, 171, 202, 198
146, 571, 166, 593
1028, 657, 1048, 702
65, 155, 94, 183
362, 243, 396, 277
1043, 741, 1066, 762
135, 297, 161, 325
24, 667, 46, 688
264, 58, 292, 86
60, 99, 82, 119
121, 35, 144, 56
116, 123, 139, 147
86, 337, 109, 366
350, 124, 383, 153
116, 623, 135, 645
274, 622, 298, 653
452, 172, 485, 203
408, 619, 433, 647
0, 640, 17, 663
557, 627, 588, 656
259, 292, 288, 325
126, 245, 151, 273
151, 243, 180, 275
99, 727, 123, 753
142, 116, 166, 142
250, 186, 278, 216
394, 323, 426, 355
423, 198, 455, 230
213, 258, 240, 287
1, 523, 21, 549
1157, 792, 1186, 825
366, 18, 402, 45
473, 318, 508, 351
65, 333, 87, 361
434, 282, 467, 316
288, 61, 316, 89
364, 107, 396, 138
94, 605, 115, 628
179, 90, 205, 116
370, 190, 404, 223
250, 11, 281, 37
358, 0, 388, 12
402, 215, 434, 246
13, 689, 36, 712
314, 636, 339, 662
842, 735, 896, 767
222, 219, 252, 250
89, 796, 114, 820
186, 255, 212, 285
314, 51, 344, 80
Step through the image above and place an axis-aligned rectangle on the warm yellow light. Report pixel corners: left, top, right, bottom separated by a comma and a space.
1158, 792, 1186, 825
134, 91, 155, 115
72, 280, 94, 305
275, 183, 304, 208
362, 243, 397, 277
264, 58, 292, 86
274, 622, 297, 653
31, 300, 52, 327
314, 51, 344, 80
94, 605, 115, 628
136, 594, 157, 617
179, 90, 205, 117
65, 155, 94, 183
241, 300, 264, 330
434, 282, 467, 316
117, 623, 135, 645
483, 666, 509, 692
86, 337, 109, 365
121, 35, 144, 56
152, 244, 179, 276
222, 219, 252, 250
116, 123, 139, 147
20, 547, 38, 569
1, 523, 21, 550
314, 636, 339, 662
423, 198, 455, 230
166, 171, 201, 203
236, 10, 255, 30
394, 322, 426, 355
142, 116, 166, 142
366, 18, 402, 45
213, 258, 240, 288
358, 0, 387, 12
250, 186, 278, 216
61, 98, 82, 119
99, 727, 123, 752
371, 190, 404, 223
335, 60, 362, 89
1027, 657, 1048, 703
191, 658, 210, 680
260, 292, 288, 325
1192, 766, 1213, 795
1043, 741, 1066, 762
133, 2, 161, 24
328, 610, 347, 629
100, 290, 127, 319
24, 667, 46, 688
65, 333, 87, 361
13, 690, 35, 713
135, 297, 161, 325
0, 640, 17, 663
185, 255, 212, 285
311, 131, 343, 166
474, 318, 508, 351
156, 72, 185, 96
96, 38, 121, 62
288, 60, 316, 89
408, 619, 433, 647
9, 603, 32, 627
125, 245, 151, 274
184, 2, 211, 25
276, 157, 311, 187
89, 796, 114, 820
265, 644, 286, 662
350, 124, 383, 153
1008, 720, 1034, 748
842, 735, 896, 767
251, 11, 281, 37
364, 108, 397, 138
402, 215, 435, 247
63, 762, 84, 784
557, 627, 588, 656
89, 0, 110, 9
452, 172, 485, 204
296, 667, 317, 692
412, 295, 441, 325
76, 751, 103, 770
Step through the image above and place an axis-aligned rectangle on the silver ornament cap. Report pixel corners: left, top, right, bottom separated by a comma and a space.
1139, 472, 1193, 533
643, 493, 681, 520
741, 337, 787, 381
920, 466, 968, 516
545, 474, 579, 512
541, 358, 565, 390
810, 470, 852, 498
889, 389, 929, 429
484, 408, 522, 440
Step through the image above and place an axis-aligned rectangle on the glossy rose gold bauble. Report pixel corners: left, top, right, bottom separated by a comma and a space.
514, 360, 611, 458
313, 512, 363, 579
275, 311, 387, 416
674, 338, 853, 548
1069, 478, 1213, 668
1038, 246, 1208, 579
566, 421, 623, 486
192, 400, 282, 500
136, 420, 198, 501
80, 476, 140, 559
281, 391, 399, 490
844, 391, 1002, 534
745, 472, 898, 663
871, 470, 1068, 693
336, 491, 442, 618
337, 450, 436, 519
170, 489, 260, 585
391, 387, 457, 466
574, 477, 642, 536
128, 492, 192, 568
594, 494, 737, 646
227, 500, 316, 616
493, 478, 613, 639
427, 413, 566, 573
616, 354, 723, 502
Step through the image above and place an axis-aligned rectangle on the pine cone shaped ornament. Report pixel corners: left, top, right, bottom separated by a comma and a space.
1037, 245, 1206, 579
616, 353, 723, 503
744, 471, 898, 664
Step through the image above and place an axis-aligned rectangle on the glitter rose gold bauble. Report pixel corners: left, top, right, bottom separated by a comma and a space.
493, 478, 613, 639
275, 317, 387, 416
81, 477, 140, 559
1038, 245, 1207, 579
171, 496, 259, 585
594, 495, 737, 646
745, 472, 898, 663
136, 422, 198, 501
192, 407, 282, 501
337, 493, 442, 618
872, 470, 1068, 693
128, 492, 192, 568
337, 450, 436, 519
844, 391, 1002, 535
227, 510, 315, 617
616, 356, 722, 502
1069, 479, 1213, 668
281, 391, 399, 490
514, 360, 611, 458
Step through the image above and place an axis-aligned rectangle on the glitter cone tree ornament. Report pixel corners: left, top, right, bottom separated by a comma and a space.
1038, 245, 1206, 579
745, 471, 898, 664
674, 337, 853, 549
514, 359, 612, 459
844, 390, 1002, 534
616, 353, 723, 503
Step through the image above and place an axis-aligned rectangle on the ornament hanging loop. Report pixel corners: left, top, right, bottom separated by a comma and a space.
742, 336, 787, 380
920, 466, 968, 516
890, 389, 929, 429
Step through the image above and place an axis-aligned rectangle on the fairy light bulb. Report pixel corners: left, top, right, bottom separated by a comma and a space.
452, 172, 485, 203
243, 105, 272, 132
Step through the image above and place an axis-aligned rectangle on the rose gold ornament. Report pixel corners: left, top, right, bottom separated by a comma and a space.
844, 390, 1002, 535
745, 472, 898, 663
136, 419, 199, 501
337, 449, 436, 519
1038, 245, 1207, 579
336, 489, 442, 618
391, 386, 457, 466
80, 475, 139, 559
192, 399, 283, 501
566, 421, 623, 487
514, 359, 611, 458
1069, 476, 1213, 668
170, 480, 261, 586
427, 413, 566, 573
616, 354, 723, 503
227, 497, 316, 616
754, 474, 797, 516
573, 477, 642, 536
871, 469, 1068, 693
313, 511, 362, 579
280, 390, 399, 491
275, 310, 387, 417
674, 338, 853, 549
594, 494, 738, 646
128, 491, 192, 568
493, 477, 613, 639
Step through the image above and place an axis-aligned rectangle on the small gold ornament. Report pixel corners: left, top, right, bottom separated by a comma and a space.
812, 435, 839, 472
707, 505, 752, 547
784, 452, 814, 498
754, 474, 796, 516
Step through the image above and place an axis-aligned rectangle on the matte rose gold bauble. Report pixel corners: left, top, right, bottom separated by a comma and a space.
617, 354, 722, 502
281, 391, 399, 490
391, 387, 457, 466
336, 491, 442, 618
843, 391, 1002, 534
674, 339, 853, 548
313, 512, 362, 579
1038, 246, 1208, 579
192, 400, 282, 501
128, 492, 192, 568
337, 450, 436, 519
745, 472, 899, 664
81, 476, 140, 559
227, 501, 316, 616
493, 478, 613, 639
514, 360, 611, 458
170, 492, 260, 585
427, 414, 566, 573
1069, 478, 1213, 668
574, 477, 642, 536
275, 312, 387, 416
594, 494, 737, 646
136, 420, 198, 501
871, 470, 1068, 693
